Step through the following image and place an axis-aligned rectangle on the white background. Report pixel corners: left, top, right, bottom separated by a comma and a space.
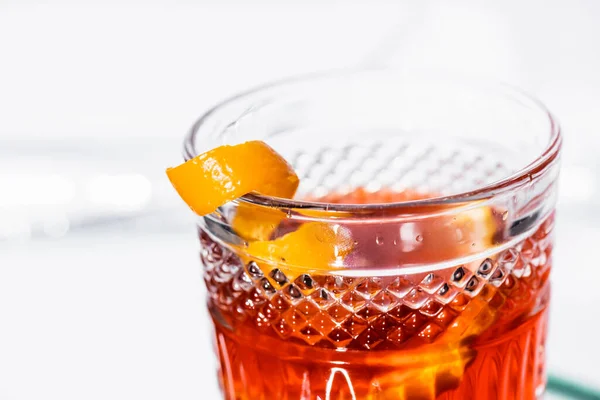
0, 1, 599, 399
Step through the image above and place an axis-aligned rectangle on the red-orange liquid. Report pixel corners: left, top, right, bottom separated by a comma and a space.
201, 190, 553, 400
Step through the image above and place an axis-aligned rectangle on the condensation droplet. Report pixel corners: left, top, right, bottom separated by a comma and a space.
415, 235, 423, 243
375, 235, 385, 245
502, 211, 509, 221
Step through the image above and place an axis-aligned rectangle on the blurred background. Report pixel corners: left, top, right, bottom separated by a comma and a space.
0, 0, 599, 399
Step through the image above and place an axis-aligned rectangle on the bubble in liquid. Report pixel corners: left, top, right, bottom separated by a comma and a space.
455, 229, 464, 241
375, 235, 385, 245
415, 235, 423, 243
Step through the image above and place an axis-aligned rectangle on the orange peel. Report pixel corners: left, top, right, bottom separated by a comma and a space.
166, 140, 355, 276
245, 222, 354, 279
166, 140, 299, 216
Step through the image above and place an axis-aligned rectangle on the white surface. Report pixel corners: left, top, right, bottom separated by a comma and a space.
1, 0, 599, 152
0, 231, 220, 400
0, 1, 402, 141
549, 212, 600, 387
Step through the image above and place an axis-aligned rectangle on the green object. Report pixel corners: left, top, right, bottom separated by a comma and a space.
547, 374, 600, 399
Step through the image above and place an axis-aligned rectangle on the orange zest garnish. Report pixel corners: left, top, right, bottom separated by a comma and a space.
166, 140, 299, 216
246, 222, 354, 279
232, 203, 284, 241
167, 140, 354, 275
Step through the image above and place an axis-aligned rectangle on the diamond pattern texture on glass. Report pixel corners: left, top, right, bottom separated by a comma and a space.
200, 218, 553, 350
288, 141, 514, 198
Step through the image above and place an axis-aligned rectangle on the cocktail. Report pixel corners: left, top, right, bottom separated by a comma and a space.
168, 71, 561, 399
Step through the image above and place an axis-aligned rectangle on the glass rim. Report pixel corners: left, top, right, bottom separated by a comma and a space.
184, 68, 562, 212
